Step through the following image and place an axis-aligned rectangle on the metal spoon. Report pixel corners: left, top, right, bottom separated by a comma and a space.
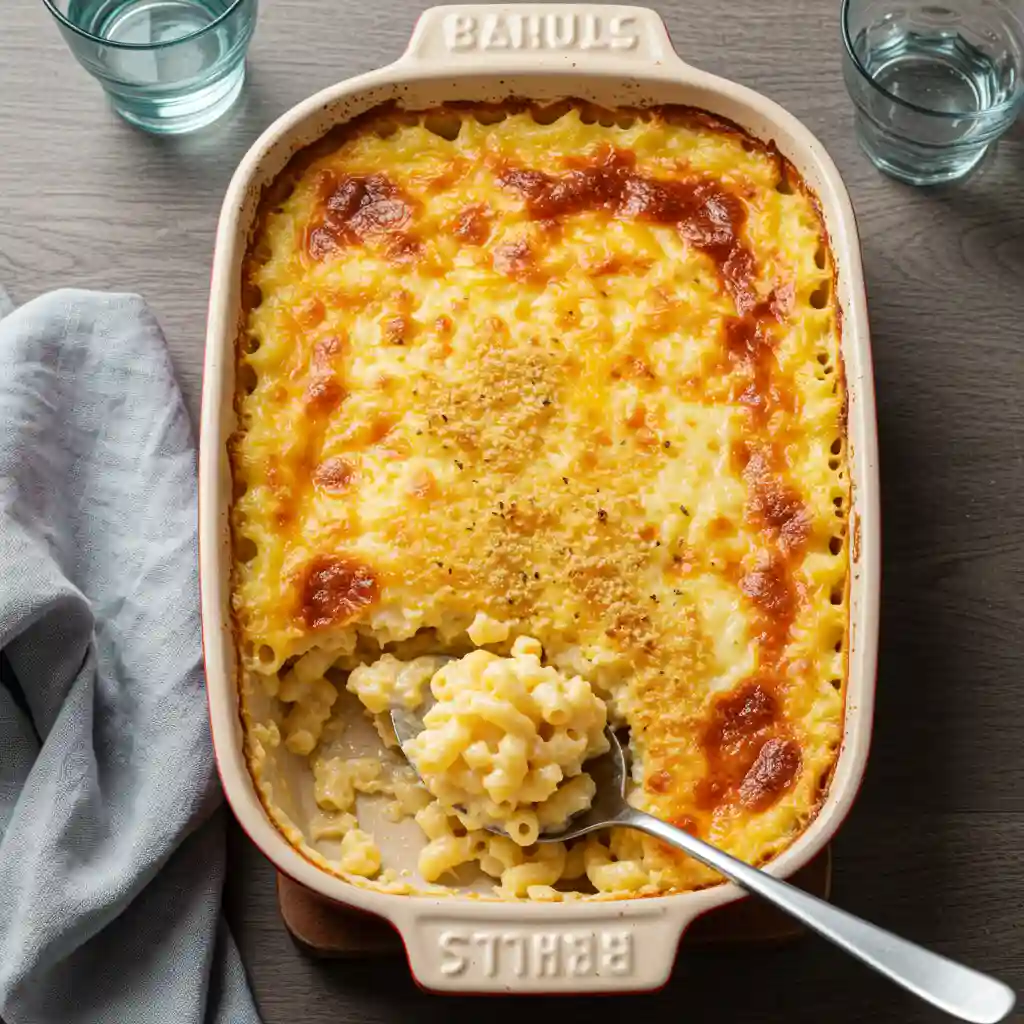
392, 713, 1015, 1023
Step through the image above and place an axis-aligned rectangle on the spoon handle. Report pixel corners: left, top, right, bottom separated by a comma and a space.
621, 809, 1016, 1023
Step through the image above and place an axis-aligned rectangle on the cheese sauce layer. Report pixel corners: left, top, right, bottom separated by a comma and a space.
231, 102, 849, 898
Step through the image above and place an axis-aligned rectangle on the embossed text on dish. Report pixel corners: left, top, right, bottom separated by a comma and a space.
443, 12, 641, 52
438, 928, 634, 978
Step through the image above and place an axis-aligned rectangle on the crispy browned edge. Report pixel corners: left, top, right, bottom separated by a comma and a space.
226, 98, 851, 897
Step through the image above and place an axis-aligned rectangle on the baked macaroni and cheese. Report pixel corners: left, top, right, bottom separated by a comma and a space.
230, 100, 849, 900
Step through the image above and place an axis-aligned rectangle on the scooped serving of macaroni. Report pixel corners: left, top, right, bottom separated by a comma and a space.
354, 635, 608, 847
230, 100, 850, 900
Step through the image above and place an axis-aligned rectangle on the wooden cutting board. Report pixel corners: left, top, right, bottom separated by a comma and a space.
278, 846, 831, 956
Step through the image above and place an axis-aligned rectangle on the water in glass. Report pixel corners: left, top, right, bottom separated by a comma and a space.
48, 0, 257, 134
842, 0, 1024, 184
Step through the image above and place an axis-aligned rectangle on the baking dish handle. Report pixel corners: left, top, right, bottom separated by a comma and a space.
400, 4, 688, 71
386, 899, 711, 993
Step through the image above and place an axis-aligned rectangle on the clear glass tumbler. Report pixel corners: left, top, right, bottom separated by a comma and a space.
42, 0, 258, 135
842, 0, 1024, 184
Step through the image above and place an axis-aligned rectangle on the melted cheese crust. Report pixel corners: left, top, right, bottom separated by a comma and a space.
231, 102, 849, 896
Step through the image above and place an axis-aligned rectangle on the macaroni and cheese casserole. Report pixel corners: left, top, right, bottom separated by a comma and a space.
230, 100, 849, 900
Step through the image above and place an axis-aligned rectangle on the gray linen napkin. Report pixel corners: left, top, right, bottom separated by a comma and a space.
0, 289, 260, 1024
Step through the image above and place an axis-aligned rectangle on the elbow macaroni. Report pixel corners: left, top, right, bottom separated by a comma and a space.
401, 637, 608, 845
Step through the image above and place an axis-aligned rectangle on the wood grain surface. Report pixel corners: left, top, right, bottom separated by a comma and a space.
2, 0, 1023, 1020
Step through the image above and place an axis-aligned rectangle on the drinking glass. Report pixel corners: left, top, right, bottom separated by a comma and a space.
842, 0, 1024, 185
42, 0, 258, 135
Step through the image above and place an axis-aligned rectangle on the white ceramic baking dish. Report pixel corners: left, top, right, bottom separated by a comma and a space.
199, 3, 880, 994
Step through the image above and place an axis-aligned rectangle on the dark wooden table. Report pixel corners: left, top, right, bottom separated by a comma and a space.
2, 0, 1022, 1020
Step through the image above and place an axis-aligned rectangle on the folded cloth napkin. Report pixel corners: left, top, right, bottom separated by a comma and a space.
0, 289, 260, 1024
